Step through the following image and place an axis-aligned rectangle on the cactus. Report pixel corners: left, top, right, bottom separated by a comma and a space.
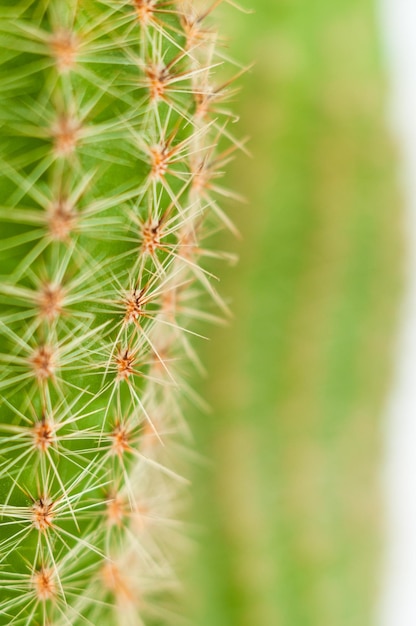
0, 1, 243, 624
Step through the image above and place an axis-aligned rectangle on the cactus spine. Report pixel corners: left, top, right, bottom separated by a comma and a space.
0, 1, 242, 623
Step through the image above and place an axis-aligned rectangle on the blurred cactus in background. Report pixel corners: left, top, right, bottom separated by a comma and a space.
0, 1, 244, 624
188, 1, 403, 626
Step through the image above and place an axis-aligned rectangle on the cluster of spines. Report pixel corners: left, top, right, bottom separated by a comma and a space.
0, 1, 244, 624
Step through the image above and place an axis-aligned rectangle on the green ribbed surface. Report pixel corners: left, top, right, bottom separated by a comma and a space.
0, 1, 238, 624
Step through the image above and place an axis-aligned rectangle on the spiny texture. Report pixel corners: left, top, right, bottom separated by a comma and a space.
0, 1, 244, 624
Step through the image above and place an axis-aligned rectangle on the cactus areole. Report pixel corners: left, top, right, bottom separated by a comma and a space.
0, 1, 243, 623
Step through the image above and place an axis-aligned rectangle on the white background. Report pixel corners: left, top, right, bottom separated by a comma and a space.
378, 1, 416, 624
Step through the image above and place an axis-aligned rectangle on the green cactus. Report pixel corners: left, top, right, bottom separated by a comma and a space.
0, 1, 242, 623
